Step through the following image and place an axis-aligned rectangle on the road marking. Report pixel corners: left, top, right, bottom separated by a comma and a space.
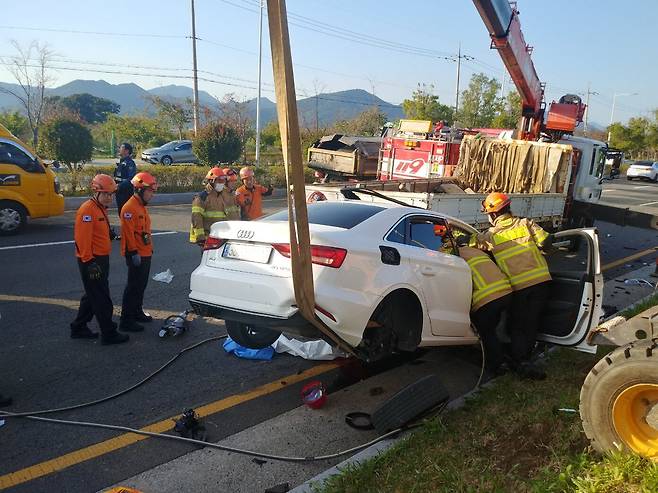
602, 246, 658, 272
601, 189, 618, 192
0, 231, 178, 251
0, 362, 341, 490
633, 185, 653, 189
638, 201, 658, 207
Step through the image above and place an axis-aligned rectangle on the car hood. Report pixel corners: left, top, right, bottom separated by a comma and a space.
142, 147, 161, 154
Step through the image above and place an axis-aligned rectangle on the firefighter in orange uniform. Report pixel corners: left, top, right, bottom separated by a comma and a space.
71, 174, 129, 345
235, 167, 273, 220
119, 172, 157, 332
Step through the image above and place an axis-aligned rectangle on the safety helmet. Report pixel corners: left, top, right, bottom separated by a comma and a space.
240, 167, 254, 180
205, 167, 226, 182
223, 168, 238, 182
131, 171, 158, 191
481, 192, 511, 214
433, 224, 447, 237
91, 174, 117, 193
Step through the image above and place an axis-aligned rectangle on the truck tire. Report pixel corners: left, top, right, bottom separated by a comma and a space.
0, 200, 27, 235
580, 339, 658, 458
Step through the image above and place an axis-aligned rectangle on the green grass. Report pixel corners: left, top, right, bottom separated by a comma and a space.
312, 349, 658, 493
619, 291, 658, 319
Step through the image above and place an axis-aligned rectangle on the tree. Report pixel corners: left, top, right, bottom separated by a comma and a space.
94, 114, 176, 153
0, 111, 29, 140
218, 93, 253, 163
402, 84, 454, 124
193, 121, 242, 166
0, 40, 54, 147
39, 118, 93, 192
333, 107, 388, 136
457, 73, 503, 128
47, 93, 120, 124
260, 120, 281, 148
490, 91, 522, 129
149, 95, 191, 139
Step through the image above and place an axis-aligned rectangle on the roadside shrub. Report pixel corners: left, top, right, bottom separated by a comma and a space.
193, 122, 242, 166
39, 118, 93, 192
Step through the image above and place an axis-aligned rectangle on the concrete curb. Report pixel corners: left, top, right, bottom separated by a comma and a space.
64, 189, 287, 211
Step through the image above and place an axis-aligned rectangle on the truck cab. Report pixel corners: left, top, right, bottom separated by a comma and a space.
559, 134, 606, 203
0, 124, 64, 235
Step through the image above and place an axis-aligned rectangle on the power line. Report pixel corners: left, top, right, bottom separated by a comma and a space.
0, 25, 187, 40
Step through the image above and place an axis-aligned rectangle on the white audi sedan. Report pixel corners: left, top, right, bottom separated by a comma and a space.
189, 200, 603, 361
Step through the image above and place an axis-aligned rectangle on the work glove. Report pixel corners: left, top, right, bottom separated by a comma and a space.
455, 234, 470, 247
87, 261, 103, 281
128, 252, 141, 267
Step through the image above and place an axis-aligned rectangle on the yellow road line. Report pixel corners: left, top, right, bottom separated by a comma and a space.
601, 246, 658, 272
0, 362, 340, 490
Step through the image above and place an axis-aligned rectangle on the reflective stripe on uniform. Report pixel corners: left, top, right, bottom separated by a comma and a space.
471, 278, 511, 306
191, 206, 205, 214
493, 226, 529, 245
189, 226, 206, 243
203, 211, 227, 218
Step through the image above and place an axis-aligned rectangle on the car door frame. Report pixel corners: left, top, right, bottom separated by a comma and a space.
387, 212, 473, 338
537, 227, 604, 353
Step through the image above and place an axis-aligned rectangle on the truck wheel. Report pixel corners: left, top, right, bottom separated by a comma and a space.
580, 339, 658, 459
225, 320, 281, 349
0, 201, 27, 235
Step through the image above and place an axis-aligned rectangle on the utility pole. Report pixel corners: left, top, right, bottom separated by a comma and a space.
190, 0, 200, 136
255, 0, 264, 166
608, 92, 638, 143
454, 42, 461, 115
583, 83, 598, 135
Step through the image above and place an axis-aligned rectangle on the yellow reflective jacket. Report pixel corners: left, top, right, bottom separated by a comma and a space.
190, 184, 237, 243
470, 213, 551, 291
457, 246, 513, 312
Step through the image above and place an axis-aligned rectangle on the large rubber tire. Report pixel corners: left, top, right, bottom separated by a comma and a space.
580, 339, 658, 458
160, 156, 173, 165
225, 320, 281, 349
0, 201, 27, 235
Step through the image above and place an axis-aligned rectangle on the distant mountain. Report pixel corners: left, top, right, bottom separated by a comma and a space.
0, 79, 404, 126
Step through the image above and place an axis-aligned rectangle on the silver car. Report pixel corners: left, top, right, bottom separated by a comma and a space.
141, 140, 197, 165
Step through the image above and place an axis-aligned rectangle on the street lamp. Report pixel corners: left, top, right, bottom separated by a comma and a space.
255, 0, 264, 167
608, 92, 638, 143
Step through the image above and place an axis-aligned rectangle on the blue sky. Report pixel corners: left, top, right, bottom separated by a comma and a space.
1, 0, 656, 126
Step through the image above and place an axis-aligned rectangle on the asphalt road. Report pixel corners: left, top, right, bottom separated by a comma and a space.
1, 189, 657, 492
600, 177, 658, 214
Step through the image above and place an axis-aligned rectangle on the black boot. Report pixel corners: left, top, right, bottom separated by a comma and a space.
514, 361, 547, 381
70, 325, 99, 339
135, 311, 153, 323
0, 394, 13, 407
119, 321, 145, 332
101, 332, 130, 345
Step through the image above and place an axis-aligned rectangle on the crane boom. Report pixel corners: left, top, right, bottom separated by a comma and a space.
472, 0, 585, 140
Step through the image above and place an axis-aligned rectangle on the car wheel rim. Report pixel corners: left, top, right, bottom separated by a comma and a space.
612, 383, 658, 458
0, 208, 20, 231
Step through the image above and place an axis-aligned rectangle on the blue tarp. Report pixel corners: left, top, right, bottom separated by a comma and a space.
223, 337, 275, 360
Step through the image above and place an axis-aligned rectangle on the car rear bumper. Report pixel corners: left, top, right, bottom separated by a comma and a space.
627, 169, 654, 178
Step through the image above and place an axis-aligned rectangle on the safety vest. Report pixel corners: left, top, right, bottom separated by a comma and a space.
470, 214, 551, 291
458, 246, 513, 312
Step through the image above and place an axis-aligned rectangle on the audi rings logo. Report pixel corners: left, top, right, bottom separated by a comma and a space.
236, 229, 255, 239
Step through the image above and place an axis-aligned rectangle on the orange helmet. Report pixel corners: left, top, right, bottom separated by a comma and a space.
91, 174, 117, 193
481, 192, 511, 214
433, 224, 447, 237
223, 167, 238, 182
131, 171, 158, 191
240, 167, 254, 180
205, 167, 226, 182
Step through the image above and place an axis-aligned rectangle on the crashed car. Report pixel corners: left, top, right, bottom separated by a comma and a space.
189, 200, 603, 361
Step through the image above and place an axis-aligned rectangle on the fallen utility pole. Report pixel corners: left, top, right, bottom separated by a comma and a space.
266, 0, 355, 356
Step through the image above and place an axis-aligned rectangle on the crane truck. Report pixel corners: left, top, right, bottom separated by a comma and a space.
304, 0, 658, 461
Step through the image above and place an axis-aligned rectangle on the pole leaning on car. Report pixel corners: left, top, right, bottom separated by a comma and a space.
266, 0, 355, 356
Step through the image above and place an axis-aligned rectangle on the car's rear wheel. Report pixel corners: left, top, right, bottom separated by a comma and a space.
0, 201, 27, 235
225, 320, 281, 349
161, 156, 173, 165
627, 176, 634, 181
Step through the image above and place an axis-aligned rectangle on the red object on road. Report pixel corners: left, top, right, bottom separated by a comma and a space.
301, 380, 327, 409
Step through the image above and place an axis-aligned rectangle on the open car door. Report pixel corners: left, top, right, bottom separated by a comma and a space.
537, 228, 604, 353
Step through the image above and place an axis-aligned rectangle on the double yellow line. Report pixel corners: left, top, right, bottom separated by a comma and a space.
0, 362, 339, 490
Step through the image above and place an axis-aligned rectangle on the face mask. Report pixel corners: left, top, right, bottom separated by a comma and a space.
214, 183, 225, 192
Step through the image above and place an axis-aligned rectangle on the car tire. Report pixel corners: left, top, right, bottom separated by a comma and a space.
627, 177, 633, 181
225, 320, 282, 349
653, 174, 658, 183
580, 339, 658, 459
0, 200, 27, 235
160, 156, 173, 165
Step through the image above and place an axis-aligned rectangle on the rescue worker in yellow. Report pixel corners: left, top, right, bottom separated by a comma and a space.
190, 167, 238, 247
468, 192, 553, 380
439, 226, 512, 376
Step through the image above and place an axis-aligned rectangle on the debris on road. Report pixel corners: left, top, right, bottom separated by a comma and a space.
301, 380, 327, 409
152, 269, 174, 283
272, 334, 346, 360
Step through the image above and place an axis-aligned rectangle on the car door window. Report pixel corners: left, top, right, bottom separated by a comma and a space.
408, 219, 443, 250
385, 219, 407, 245
0, 142, 41, 173
179, 143, 191, 150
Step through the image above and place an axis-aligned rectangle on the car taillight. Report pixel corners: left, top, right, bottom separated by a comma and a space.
204, 237, 227, 251
272, 243, 347, 268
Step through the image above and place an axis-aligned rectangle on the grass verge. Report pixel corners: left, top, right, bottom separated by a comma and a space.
313, 348, 658, 493
619, 291, 658, 319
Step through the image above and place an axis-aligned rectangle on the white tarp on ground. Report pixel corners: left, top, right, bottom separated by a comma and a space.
271, 334, 346, 360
